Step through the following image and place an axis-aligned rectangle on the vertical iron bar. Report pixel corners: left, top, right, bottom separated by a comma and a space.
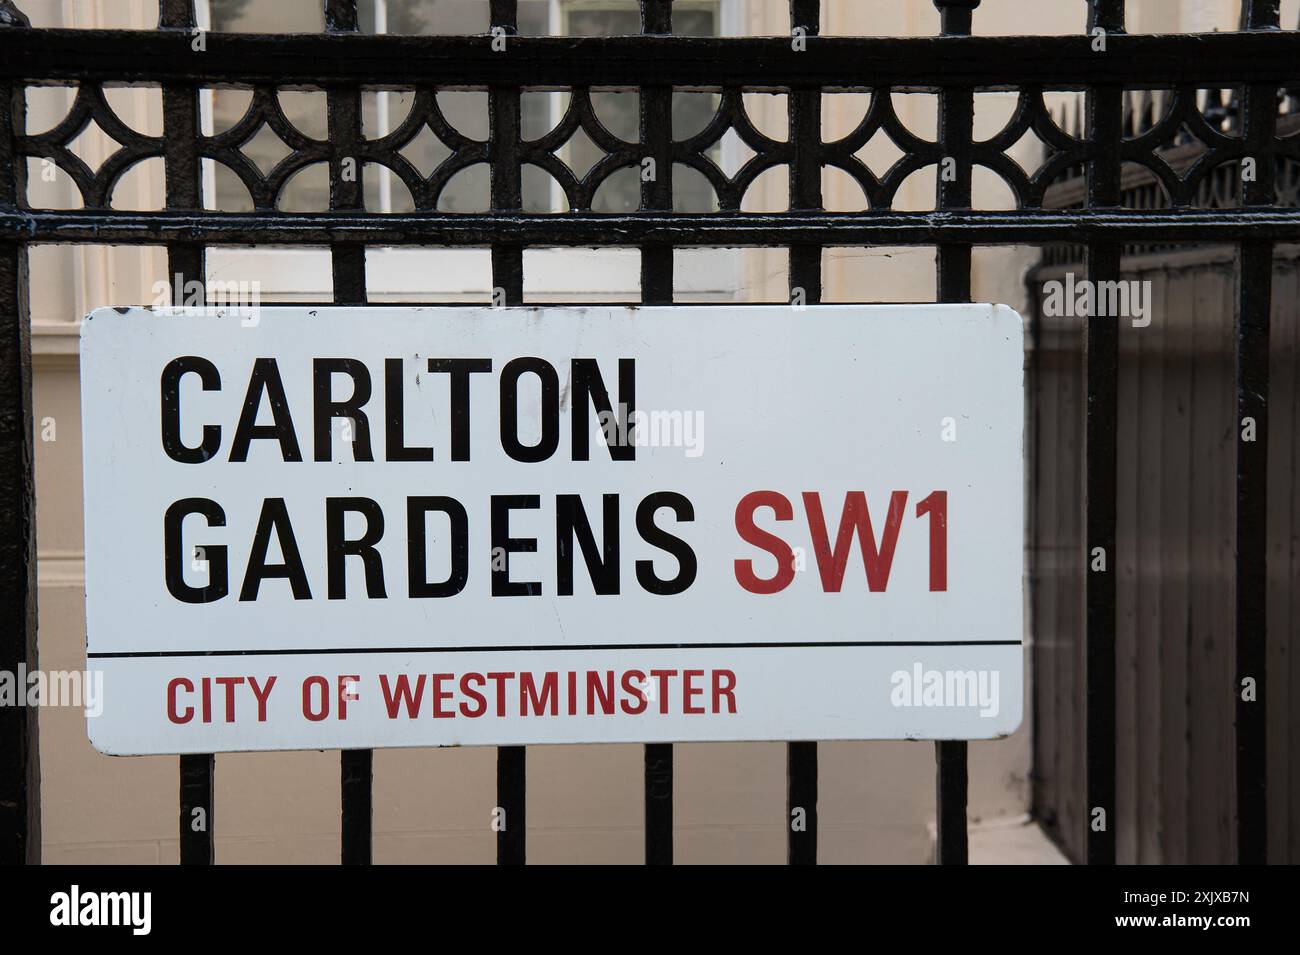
1242, 0, 1281, 30
326, 2, 371, 866
936, 741, 968, 863
340, 750, 372, 865
640, 0, 675, 866
643, 744, 673, 864
327, 1, 367, 310
490, 0, 527, 865
326, 75, 368, 308
787, 740, 817, 864
326, 0, 373, 867
1088, 0, 1126, 33
159, 0, 196, 30
0, 66, 36, 863
178, 752, 213, 865
489, 0, 523, 308
933, 0, 978, 865
495, 745, 526, 865
787, 0, 821, 867
1236, 238, 1271, 865
935, 0, 978, 36
1083, 178, 1120, 868
1083, 0, 1124, 867
1235, 0, 1277, 861
325, 0, 361, 33
161, 0, 215, 866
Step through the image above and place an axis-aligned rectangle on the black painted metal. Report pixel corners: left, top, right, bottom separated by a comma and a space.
1235, 240, 1271, 865
0, 0, 35, 864
1082, 0, 1125, 869
1244, 0, 1282, 30
1234, 0, 1280, 865
0, 0, 1288, 867
488, 0, 527, 869
327, 0, 374, 868
644, 743, 673, 864
6, 30, 1300, 88
935, 741, 968, 863
0, 235, 36, 866
1082, 238, 1119, 868
786, 0, 822, 869
639, 0, 675, 869
936, 0, 977, 36
933, 0, 977, 867
0, 1, 26, 29
159, 0, 216, 868
495, 747, 525, 865
157, 0, 191, 31
325, 0, 359, 35
340, 750, 372, 865
787, 740, 817, 864
7, 209, 1300, 248
178, 754, 213, 864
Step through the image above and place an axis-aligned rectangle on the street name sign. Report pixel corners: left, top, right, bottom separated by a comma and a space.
80, 304, 1023, 754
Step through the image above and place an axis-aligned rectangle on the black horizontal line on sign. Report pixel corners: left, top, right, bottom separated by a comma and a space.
88, 641, 1023, 659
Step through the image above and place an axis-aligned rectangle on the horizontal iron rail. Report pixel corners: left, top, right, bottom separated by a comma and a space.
1, 31, 1299, 88
7, 208, 1300, 246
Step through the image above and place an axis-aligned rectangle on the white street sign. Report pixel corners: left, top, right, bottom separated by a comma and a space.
79, 304, 1024, 754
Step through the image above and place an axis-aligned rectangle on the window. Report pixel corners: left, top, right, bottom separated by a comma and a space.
200, 0, 739, 302
204, 0, 330, 212
204, 0, 722, 214
540, 1, 722, 213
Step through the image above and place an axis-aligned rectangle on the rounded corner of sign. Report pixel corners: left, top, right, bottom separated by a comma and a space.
85, 720, 131, 757
991, 303, 1025, 329
992, 705, 1025, 739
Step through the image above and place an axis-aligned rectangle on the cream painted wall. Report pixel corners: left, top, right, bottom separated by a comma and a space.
30, 0, 1259, 863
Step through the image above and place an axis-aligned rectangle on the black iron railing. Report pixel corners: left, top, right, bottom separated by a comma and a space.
1, 0, 1296, 866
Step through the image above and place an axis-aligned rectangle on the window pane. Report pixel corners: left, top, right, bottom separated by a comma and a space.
518, 0, 551, 36
207, 1, 721, 213
567, 8, 640, 37
209, 0, 322, 32
675, 9, 716, 37
358, 0, 488, 34
561, 2, 720, 211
